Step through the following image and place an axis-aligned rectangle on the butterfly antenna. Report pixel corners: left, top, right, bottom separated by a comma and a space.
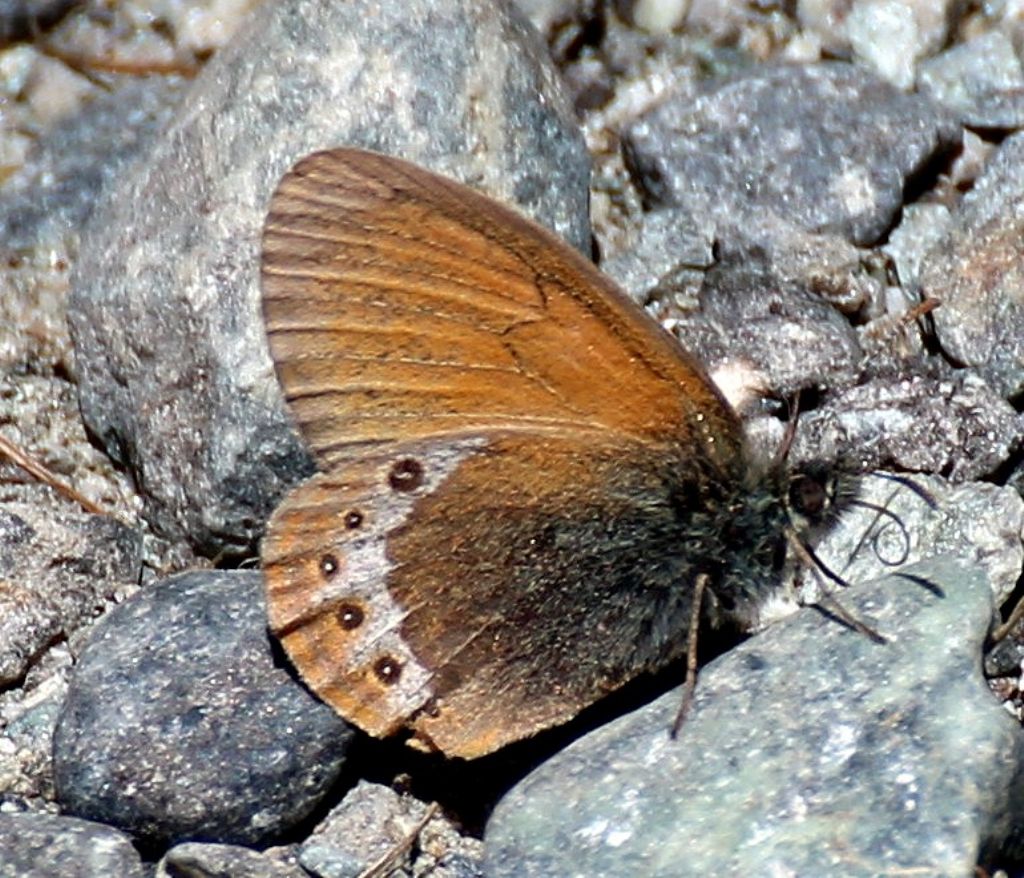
866, 471, 938, 509
671, 572, 709, 738
895, 572, 945, 598
786, 525, 848, 588
839, 472, 937, 574
840, 496, 911, 572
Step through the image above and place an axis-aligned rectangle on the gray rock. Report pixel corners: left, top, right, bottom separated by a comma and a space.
298, 781, 484, 878
883, 202, 953, 289
600, 207, 714, 307
603, 176, 890, 326
52, 570, 353, 845
922, 131, 1024, 400
484, 559, 1023, 877
918, 31, 1024, 130
623, 62, 958, 248
662, 243, 864, 399
157, 841, 308, 878
796, 0, 952, 72
790, 372, 1024, 481
0, 74, 185, 252
844, 0, 953, 89
0, 504, 141, 686
809, 473, 1024, 607
0, 812, 143, 878
0, 647, 69, 803
68, 0, 591, 556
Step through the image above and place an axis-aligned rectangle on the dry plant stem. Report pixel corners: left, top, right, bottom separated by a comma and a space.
772, 390, 801, 470
0, 433, 105, 515
356, 801, 440, 878
671, 572, 709, 738
991, 597, 1024, 643
901, 296, 941, 327
38, 42, 200, 79
26, 5, 199, 79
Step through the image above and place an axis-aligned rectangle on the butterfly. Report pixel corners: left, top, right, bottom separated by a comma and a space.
259, 148, 806, 759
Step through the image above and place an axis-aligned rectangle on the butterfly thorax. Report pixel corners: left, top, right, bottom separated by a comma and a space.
691, 461, 792, 633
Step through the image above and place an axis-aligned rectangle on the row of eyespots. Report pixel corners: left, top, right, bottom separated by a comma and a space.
309, 456, 428, 691
309, 595, 402, 687
316, 455, 426, 583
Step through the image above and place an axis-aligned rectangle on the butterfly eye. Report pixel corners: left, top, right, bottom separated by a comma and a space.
373, 655, 403, 685
788, 472, 828, 521
388, 458, 424, 492
319, 554, 340, 579
336, 602, 364, 630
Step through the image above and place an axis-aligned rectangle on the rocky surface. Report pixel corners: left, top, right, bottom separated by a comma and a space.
0, 0, 1022, 875
921, 131, 1024, 401
52, 571, 353, 846
486, 560, 1023, 877
0, 505, 140, 687
0, 812, 144, 878
622, 63, 958, 247
67, 0, 591, 558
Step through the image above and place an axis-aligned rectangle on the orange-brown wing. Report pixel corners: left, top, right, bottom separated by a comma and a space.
261, 148, 740, 468
261, 431, 699, 759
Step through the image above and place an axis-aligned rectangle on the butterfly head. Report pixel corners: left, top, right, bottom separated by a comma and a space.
700, 457, 862, 632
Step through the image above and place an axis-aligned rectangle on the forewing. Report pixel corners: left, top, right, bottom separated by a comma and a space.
261, 148, 740, 468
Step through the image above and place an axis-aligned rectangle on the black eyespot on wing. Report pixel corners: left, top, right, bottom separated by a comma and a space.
319, 554, 340, 580
388, 458, 424, 492
336, 602, 365, 630
373, 655, 402, 685
344, 510, 364, 529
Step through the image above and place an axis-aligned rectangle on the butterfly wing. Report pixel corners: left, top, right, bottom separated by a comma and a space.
261, 148, 741, 468
260, 148, 750, 756
262, 431, 701, 758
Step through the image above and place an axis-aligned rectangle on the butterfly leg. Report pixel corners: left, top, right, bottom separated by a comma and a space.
671, 572, 709, 738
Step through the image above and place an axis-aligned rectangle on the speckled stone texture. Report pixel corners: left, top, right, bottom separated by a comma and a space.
0, 505, 141, 686
156, 842, 309, 878
52, 570, 353, 846
788, 374, 1022, 481
68, 0, 591, 557
485, 559, 1024, 877
622, 63, 958, 247
295, 781, 484, 878
0, 813, 144, 878
918, 31, 1024, 129
797, 0, 957, 89
922, 131, 1024, 401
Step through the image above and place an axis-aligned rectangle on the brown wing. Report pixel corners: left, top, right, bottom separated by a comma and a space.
262, 431, 701, 759
261, 148, 740, 468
